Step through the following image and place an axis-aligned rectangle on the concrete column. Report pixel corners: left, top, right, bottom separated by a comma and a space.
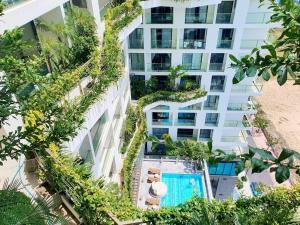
86, 0, 102, 38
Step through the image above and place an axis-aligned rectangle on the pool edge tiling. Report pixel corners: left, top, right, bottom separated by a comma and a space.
161, 173, 206, 207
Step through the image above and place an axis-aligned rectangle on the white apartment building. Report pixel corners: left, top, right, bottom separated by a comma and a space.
0, 0, 130, 183
125, 0, 280, 154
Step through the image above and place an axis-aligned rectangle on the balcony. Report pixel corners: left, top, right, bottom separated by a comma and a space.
240, 40, 264, 49
209, 63, 225, 72
146, 13, 173, 24
152, 119, 172, 126
147, 63, 171, 72
231, 83, 263, 94
224, 119, 251, 128
227, 102, 256, 111
180, 39, 206, 49
179, 103, 202, 111
217, 40, 233, 49
246, 12, 273, 24
185, 13, 208, 24
221, 131, 247, 144
216, 13, 234, 24
175, 119, 196, 126
151, 40, 175, 49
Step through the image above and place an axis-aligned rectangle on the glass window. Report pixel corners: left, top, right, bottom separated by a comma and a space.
177, 128, 194, 137
185, 6, 208, 24
130, 53, 145, 71
151, 7, 173, 24
153, 128, 169, 139
90, 112, 107, 155
130, 75, 145, 100
216, 1, 234, 24
210, 76, 225, 91
204, 95, 219, 110
182, 53, 203, 70
79, 134, 94, 166
205, 113, 219, 125
129, 28, 144, 49
199, 129, 213, 139
151, 53, 171, 71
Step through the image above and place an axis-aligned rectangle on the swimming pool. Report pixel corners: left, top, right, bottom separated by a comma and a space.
161, 173, 205, 207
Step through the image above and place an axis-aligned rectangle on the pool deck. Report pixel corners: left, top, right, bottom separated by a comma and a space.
136, 158, 209, 209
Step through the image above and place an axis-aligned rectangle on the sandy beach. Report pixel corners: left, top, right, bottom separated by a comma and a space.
255, 79, 300, 152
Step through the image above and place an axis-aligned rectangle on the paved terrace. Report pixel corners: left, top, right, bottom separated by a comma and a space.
136, 157, 213, 209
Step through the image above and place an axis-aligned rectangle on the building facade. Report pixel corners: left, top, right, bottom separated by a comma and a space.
125, 0, 280, 154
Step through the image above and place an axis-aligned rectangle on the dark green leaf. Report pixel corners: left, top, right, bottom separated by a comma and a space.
233, 68, 245, 84
261, 70, 271, 81
275, 166, 290, 183
276, 148, 295, 163
249, 146, 276, 161
229, 54, 240, 64
246, 66, 257, 77
277, 65, 288, 85
261, 45, 277, 58
251, 158, 272, 173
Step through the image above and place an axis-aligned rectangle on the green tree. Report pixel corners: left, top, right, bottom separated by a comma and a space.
230, 0, 300, 86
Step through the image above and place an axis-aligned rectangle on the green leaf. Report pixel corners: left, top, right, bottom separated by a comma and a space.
233, 67, 245, 84
261, 44, 277, 58
276, 148, 295, 163
229, 54, 240, 64
236, 161, 245, 174
277, 65, 288, 86
261, 69, 270, 81
246, 66, 257, 77
249, 146, 276, 161
275, 166, 290, 183
251, 158, 271, 173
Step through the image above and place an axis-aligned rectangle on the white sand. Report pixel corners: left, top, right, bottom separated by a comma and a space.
255, 80, 300, 152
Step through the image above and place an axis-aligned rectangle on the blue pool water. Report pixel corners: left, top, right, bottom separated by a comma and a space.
161, 173, 205, 207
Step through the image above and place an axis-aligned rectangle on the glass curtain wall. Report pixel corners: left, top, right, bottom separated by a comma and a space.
151, 28, 172, 48
182, 53, 203, 70
185, 6, 208, 23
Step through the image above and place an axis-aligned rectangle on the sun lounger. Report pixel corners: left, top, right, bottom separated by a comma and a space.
145, 197, 160, 205
147, 176, 160, 183
148, 167, 161, 174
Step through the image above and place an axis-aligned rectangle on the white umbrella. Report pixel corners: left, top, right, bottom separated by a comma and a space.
151, 182, 167, 197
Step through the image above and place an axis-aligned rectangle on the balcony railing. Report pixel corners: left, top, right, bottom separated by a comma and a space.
240, 40, 264, 49
205, 121, 218, 127
209, 63, 225, 72
246, 12, 273, 24
180, 39, 206, 49
179, 103, 202, 110
146, 13, 173, 24
151, 39, 175, 49
152, 119, 172, 126
130, 63, 145, 71
129, 39, 144, 49
221, 131, 247, 143
177, 135, 197, 141
231, 83, 263, 93
182, 63, 206, 71
147, 63, 171, 72
227, 102, 255, 111
210, 85, 225, 92
203, 103, 218, 110
185, 13, 208, 24
224, 120, 251, 128
217, 39, 233, 49
175, 119, 196, 126
216, 13, 234, 24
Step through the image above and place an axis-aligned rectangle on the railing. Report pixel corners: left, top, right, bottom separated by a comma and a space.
240, 40, 264, 49
179, 103, 202, 110
185, 13, 208, 24
205, 121, 218, 127
129, 39, 144, 49
217, 39, 233, 49
231, 83, 263, 93
224, 119, 251, 128
100, 2, 111, 20
182, 63, 206, 71
210, 85, 224, 92
177, 135, 197, 141
151, 39, 175, 49
146, 13, 173, 24
153, 105, 170, 110
203, 103, 218, 110
216, 13, 234, 24
152, 119, 172, 125
246, 12, 273, 24
209, 63, 225, 72
221, 133, 247, 143
130, 63, 145, 71
179, 39, 206, 49
175, 119, 196, 126
227, 102, 256, 111
147, 63, 171, 72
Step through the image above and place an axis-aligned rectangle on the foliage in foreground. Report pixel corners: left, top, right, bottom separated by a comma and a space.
121, 105, 137, 154
230, 0, 300, 85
